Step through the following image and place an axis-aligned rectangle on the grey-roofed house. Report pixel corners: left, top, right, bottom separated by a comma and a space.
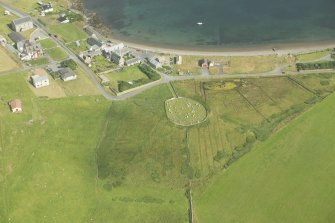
103, 50, 125, 67
59, 68, 77, 82
125, 57, 141, 66
9, 32, 25, 51
11, 17, 34, 32
87, 37, 104, 48
148, 57, 162, 69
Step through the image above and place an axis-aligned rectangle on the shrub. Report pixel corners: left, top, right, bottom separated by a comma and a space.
61, 59, 78, 70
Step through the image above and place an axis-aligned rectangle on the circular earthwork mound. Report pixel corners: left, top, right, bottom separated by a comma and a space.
165, 97, 207, 126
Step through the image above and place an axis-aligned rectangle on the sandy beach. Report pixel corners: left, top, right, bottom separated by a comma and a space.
73, 0, 335, 57
108, 36, 335, 56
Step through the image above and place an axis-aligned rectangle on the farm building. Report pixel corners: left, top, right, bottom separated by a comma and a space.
11, 17, 34, 32
9, 32, 25, 50
31, 69, 49, 88
9, 99, 22, 113
59, 68, 77, 81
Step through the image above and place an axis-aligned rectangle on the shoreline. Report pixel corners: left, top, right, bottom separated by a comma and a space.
72, 0, 335, 57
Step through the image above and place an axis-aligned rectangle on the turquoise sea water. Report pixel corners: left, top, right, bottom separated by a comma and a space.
83, 0, 335, 50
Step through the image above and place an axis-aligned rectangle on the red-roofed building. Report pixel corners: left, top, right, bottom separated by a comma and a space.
9, 99, 22, 113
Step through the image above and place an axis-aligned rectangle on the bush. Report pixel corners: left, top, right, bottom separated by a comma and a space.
320, 79, 330, 86
296, 61, 335, 71
61, 59, 78, 70
139, 64, 160, 80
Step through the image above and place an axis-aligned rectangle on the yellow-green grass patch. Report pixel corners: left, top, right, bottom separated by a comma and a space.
46, 47, 68, 61
0, 47, 20, 72
49, 23, 87, 43
104, 65, 149, 89
58, 67, 99, 96
194, 91, 335, 223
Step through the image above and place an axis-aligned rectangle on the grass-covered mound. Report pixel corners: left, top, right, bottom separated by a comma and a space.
165, 97, 207, 126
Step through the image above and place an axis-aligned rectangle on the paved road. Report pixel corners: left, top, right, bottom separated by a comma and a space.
1, 1, 334, 101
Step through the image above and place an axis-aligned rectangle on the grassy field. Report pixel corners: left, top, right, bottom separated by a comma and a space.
0, 10, 17, 36
104, 65, 149, 89
46, 47, 68, 61
0, 47, 20, 72
165, 97, 207, 126
49, 23, 87, 43
57, 66, 99, 96
174, 55, 294, 75
0, 73, 111, 223
193, 90, 335, 223
296, 49, 332, 62
171, 75, 329, 178
66, 39, 89, 54
38, 38, 57, 49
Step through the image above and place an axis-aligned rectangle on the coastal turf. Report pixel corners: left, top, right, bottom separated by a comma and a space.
193, 90, 335, 223
2, 72, 335, 222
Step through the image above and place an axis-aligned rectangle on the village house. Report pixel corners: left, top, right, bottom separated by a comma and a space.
148, 57, 162, 69
9, 99, 22, 113
84, 26, 96, 37
175, 55, 182, 65
20, 41, 43, 61
40, 2, 53, 13
0, 35, 7, 46
11, 17, 34, 32
31, 69, 49, 88
125, 57, 141, 66
78, 52, 93, 66
102, 42, 124, 53
87, 36, 104, 49
103, 50, 125, 67
59, 68, 77, 81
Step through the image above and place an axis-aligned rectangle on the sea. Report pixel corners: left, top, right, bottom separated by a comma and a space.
83, 0, 335, 50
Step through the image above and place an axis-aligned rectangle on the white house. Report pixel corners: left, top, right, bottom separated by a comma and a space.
102, 42, 124, 53
40, 3, 53, 13
31, 69, 49, 88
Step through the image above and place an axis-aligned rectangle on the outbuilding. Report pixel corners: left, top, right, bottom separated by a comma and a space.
9, 99, 22, 113
11, 17, 34, 32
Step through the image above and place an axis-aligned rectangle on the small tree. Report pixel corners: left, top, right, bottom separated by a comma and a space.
61, 59, 78, 70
